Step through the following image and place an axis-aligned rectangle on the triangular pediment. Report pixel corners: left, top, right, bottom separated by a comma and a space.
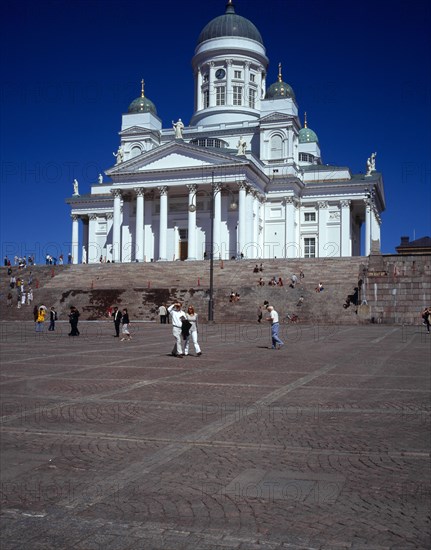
260, 112, 294, 123
119, 126, 149, 136
106, 141, 247, 177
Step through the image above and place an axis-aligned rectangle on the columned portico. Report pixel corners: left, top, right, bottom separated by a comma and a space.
112, 190, 122, 263
71, 214, 79, 264
135, 188, 145, 262
158, 186, 168, 261
340, 200, 352, 257
187, 184, 197, 260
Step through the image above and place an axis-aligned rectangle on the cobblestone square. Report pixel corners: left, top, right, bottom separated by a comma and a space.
1, 321, 430, 549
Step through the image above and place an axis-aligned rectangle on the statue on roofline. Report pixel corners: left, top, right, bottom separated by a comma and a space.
366, 152, 377, 176
113, 146, 124, 165
172, 118, 184, 139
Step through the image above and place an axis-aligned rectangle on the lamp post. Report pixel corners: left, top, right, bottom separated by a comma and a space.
188, 171, 237, 322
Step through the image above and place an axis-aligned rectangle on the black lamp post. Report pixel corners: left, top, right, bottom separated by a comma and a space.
208, 173, 216, 321
188, 171, 237, 322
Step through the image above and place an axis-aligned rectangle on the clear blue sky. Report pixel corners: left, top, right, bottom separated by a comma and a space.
1, 0, 430, 262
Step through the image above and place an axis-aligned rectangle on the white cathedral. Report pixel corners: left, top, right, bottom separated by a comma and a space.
67, 0, 385, 264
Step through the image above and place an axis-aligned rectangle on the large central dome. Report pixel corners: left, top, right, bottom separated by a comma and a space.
197, 1, 263, 45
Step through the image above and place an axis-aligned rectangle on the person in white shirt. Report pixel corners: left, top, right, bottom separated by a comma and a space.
184, 305, 202, 356
167, 302, 186, 357
266, 305, 284, 349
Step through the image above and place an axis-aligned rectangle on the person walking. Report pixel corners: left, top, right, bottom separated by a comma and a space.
68, 306, 80, 336
265, 305, 284, 349
167, 302, 186, 358
113, 306, 122, 337
48, 306, 57, 331
158, 303, 167, 324
184, 305, 202, 356
120, 308, 132, 341
421, 307, 430, 334
35, 306, 46, 333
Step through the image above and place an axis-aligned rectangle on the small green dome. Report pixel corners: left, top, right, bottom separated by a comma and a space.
265, 80, 295, 100
197, 1, 263, 45
265, 63, 295, 100
298, 113, 318, 143
128, 95, 157, 115
299, 127, 318, 143
128, 80, 157, 115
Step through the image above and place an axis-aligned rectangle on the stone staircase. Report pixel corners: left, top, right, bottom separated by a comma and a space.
1, 255, 429, 325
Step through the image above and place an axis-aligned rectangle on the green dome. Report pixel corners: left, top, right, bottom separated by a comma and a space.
299, 127, 318, 143
197, 2, 263, 45
265, 64, 295, 100
128, 95, 157, 115
265, 79, 295, 100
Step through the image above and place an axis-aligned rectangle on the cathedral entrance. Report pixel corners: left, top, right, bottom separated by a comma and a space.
179, 229, 188, 260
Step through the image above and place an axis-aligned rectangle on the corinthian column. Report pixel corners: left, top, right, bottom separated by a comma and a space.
284, 197, 296, 258
187, 184, 197, 260
111, 189, 122, 263
237, 181, 247, 256
71, 214, 79, 265
364, 198, 371, 256
135, 188, 145, 262
340, 200, 351, 257
158, 186, 168, 261
213, 182, 222, 259
317, 201, 328, 257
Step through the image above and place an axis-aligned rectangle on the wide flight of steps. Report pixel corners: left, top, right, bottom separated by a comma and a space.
0, 258, 364, 324
1, 255, 429, 325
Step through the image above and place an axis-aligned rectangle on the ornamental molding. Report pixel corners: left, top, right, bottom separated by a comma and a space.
186, 184, 198, 193
284, 196, 297, 206
158, 186, 168, 196
88, 214, 98, 220
134, 188, 145, 197
329, 211, 340, 220
340, 199, 351, 208
111, 189, 122, 199
317, 201, 329, 209
71, 214, 79, 222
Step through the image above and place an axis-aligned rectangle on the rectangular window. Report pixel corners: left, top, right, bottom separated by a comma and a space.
250, 73, 255, 82
304, 212, 316, 222
233, 86, 242, 105
203, 89, 209, 108
234, 70, 242, 79
216, 86, 226, 105
304, 238, 316, 258
249, 88, 256, 108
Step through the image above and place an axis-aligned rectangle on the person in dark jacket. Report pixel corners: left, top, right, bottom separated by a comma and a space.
113, 306, 122, 337
48, 306, 57, 331
68, 306, 80, 336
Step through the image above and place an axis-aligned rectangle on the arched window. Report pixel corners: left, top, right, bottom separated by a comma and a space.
270, 135, 283, 159
130, 145, 142, 158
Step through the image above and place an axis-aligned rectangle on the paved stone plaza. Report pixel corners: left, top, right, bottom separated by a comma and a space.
0, 321, 430, 549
